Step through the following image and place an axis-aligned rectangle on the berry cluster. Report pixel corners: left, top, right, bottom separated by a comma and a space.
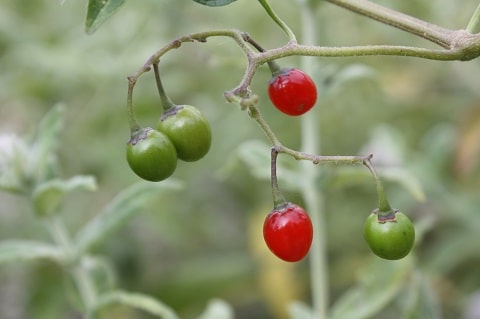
126, 65, 211, 182
126, 105, 211, 182
126, 57, 415, 263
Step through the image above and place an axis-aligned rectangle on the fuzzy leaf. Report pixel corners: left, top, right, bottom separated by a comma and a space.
197, 299, 234, 319
330, 257, 413, 319
192, 0, 237, 7
33, 175, 97, 218
0, 240, 65, 264
85, 0, 125, 34
398, 272, 442, 319
235, 140, 303, 191
379, 167, 426, 202
288, 301, 314, 319
92, 290, 179, 319
75, 180, 182, 252
30, 104, 65, 183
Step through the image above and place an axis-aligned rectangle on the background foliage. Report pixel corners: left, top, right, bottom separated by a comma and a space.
1, 0, 480, 318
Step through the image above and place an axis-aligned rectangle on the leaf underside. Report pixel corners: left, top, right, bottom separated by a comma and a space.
192, 0, 237, 7
86, 0, 125, 34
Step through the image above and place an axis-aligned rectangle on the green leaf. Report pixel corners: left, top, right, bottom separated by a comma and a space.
92, 290, 179, 319
75, 180, 183, 252
192, 0, 237, 7
235, 140, 302, 191
288, 301, 314, 319
0, 240, 65, 264
379, 167, 426, 202
0, 134, 29, 194
197, 299, 234, 319
30, 104, 65, 184
398, 272, 442, 319
85, 0, 125, 34
32, 175, 97, 218
330, 257, 414, 319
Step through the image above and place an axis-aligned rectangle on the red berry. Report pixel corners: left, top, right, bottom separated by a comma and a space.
263, 203, 313, 262
268, 68, 317, 116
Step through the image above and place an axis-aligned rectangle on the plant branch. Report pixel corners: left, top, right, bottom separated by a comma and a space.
46, 217, 98, 314
324, 0, 455, 48
256, 39, 480, 62
128, 28, 480, 121
246, 103, 372, 166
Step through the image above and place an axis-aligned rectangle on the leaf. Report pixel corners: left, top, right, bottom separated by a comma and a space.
75, 180, 182, 252
30, 103, 65, 183
398, 271, 442, 319
330, 256, 414, 319
334, 63, 377, 84
317, 63, 377, 96
235, 140, 303, 191
92, 290, 179, 319
0, 240, 65, 264
288, 301, 314, 319
192, 0, 238, 7
379, 167, 426, 202
32, 175, 97, 217
425, 230, 480, 273
0, 134, 29, 193
81, 255, 117, 293
197, 299, 234, 319
85, 0, 125, 34
327, 165, 425, 202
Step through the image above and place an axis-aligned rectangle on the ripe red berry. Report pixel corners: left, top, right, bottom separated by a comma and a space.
263, 203, 313, 262
268, 68, 317, 116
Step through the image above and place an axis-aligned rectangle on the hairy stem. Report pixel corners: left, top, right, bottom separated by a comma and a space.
257, 0, 297, 42
46, 217, 98, 315
153, 63, 176, 111
126, 80, 141, 134
324, 0, 455, 48
270, 147, 287, 208
363, 159, 392, 213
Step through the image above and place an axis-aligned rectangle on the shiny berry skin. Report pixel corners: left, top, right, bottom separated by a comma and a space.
364, 209, 415, 260
263, 203, 313, 262
126, 127, 177, 182
157, 105, 212, 162
268, 68, 317, 116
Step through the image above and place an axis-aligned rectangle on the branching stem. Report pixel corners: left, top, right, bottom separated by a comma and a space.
127, 27, 480, 124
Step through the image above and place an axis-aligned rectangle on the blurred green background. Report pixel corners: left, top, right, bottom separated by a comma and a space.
1, 0, 480, 318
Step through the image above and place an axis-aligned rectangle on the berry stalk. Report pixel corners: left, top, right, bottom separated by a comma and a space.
126, 80, 142, 135
153, 63, 176, 111
363, 159, 393, 216
270, 147, 287, 208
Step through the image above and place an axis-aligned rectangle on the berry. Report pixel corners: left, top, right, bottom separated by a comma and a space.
263, 203, 313, 262
268, 68, 317, 116
157, 105, 212, 162
364, 209, 415, 260
126, 127, 177, 182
